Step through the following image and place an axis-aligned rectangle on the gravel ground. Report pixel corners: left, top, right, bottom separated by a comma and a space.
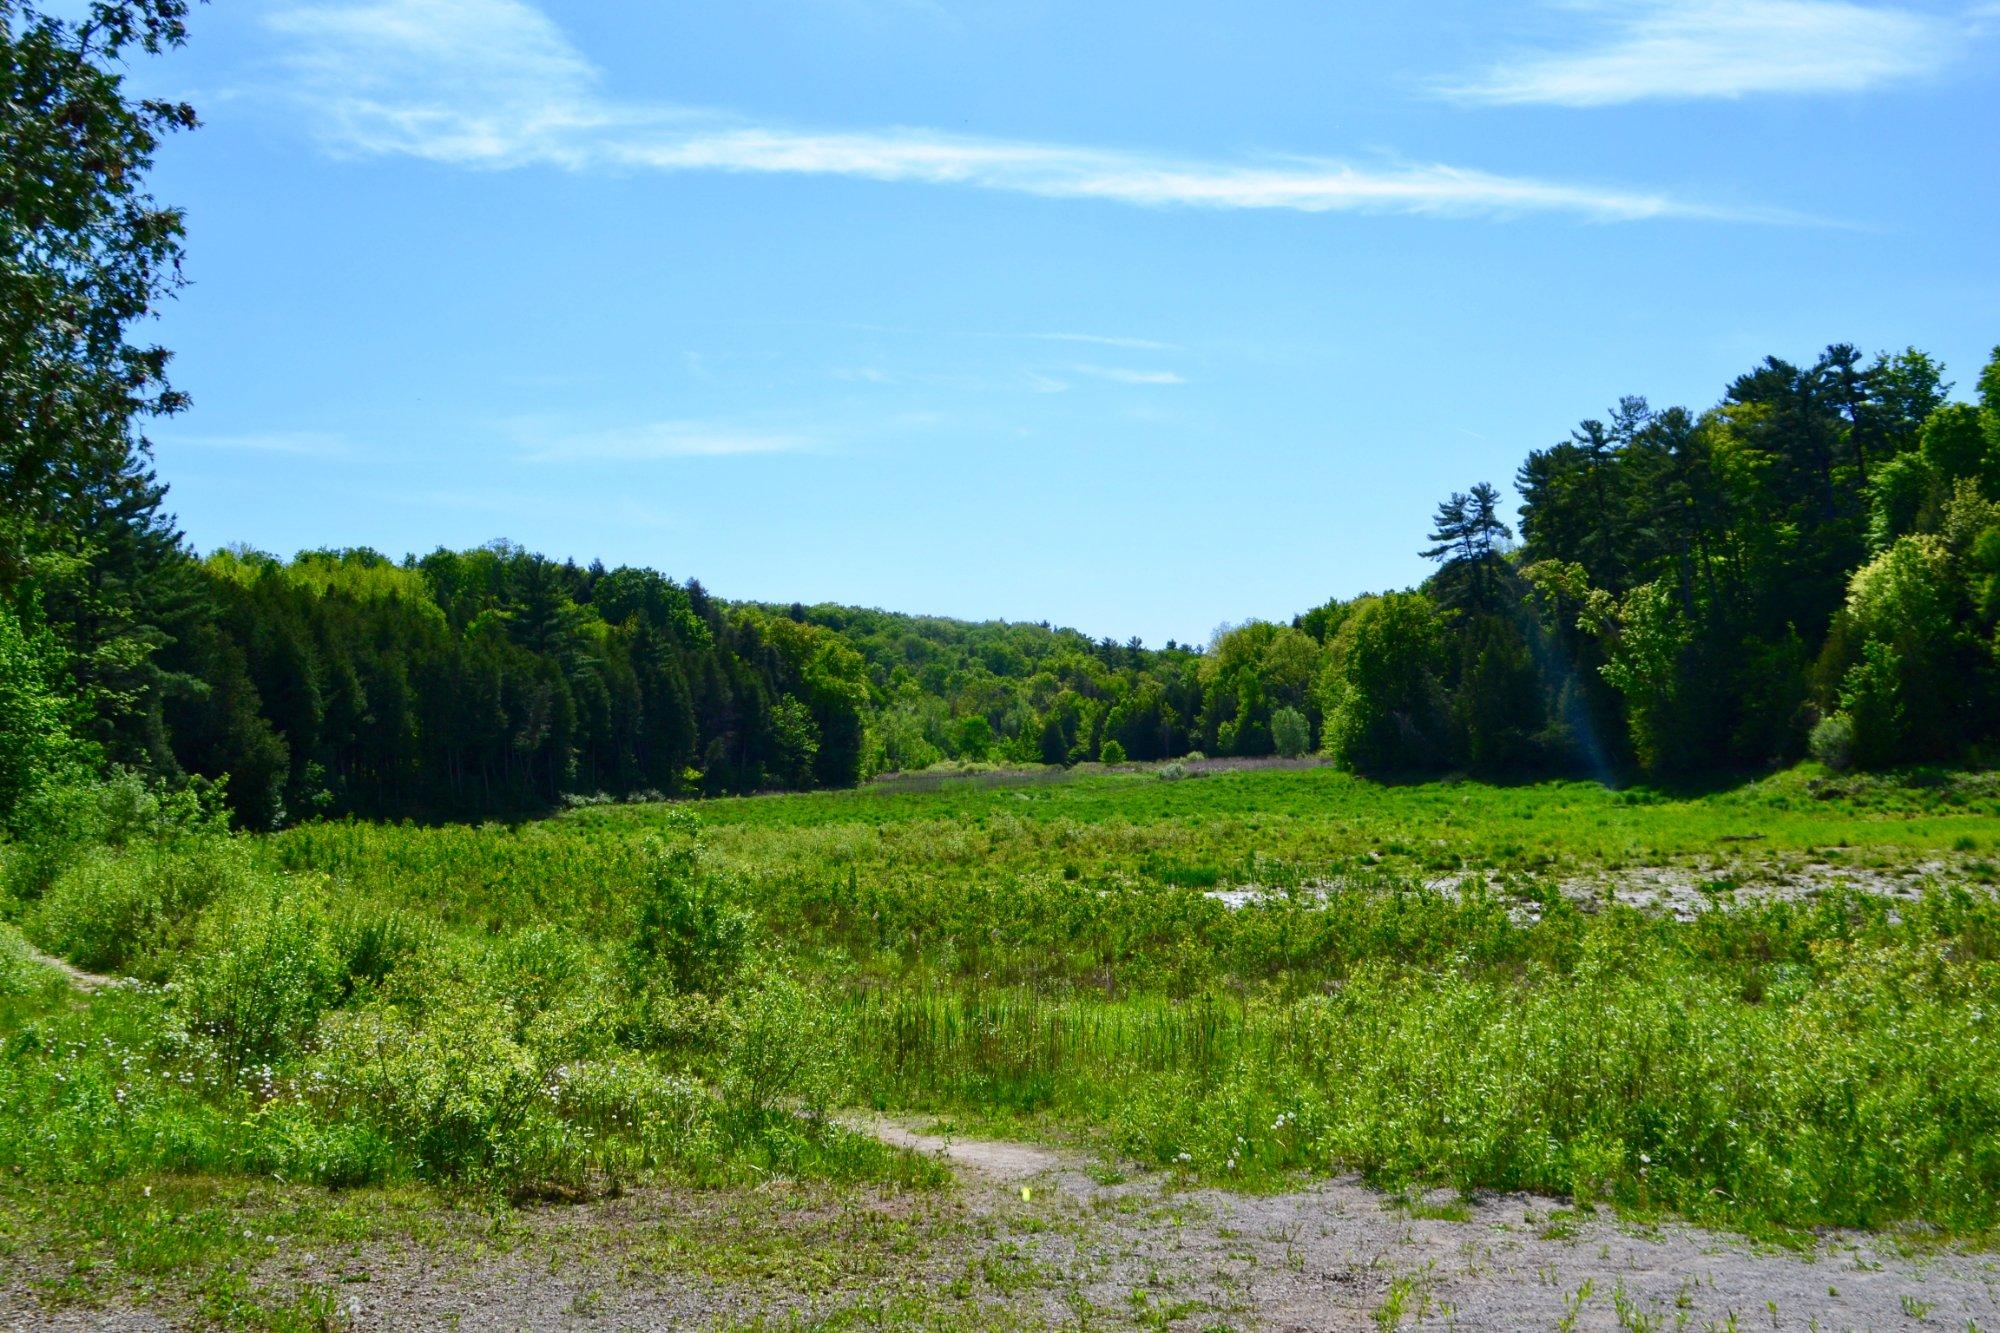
6, 1123, 1998, 1330
868, 1121, 2000, 1331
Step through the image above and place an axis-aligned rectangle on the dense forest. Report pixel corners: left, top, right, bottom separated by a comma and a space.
6, 0, 2000, 831
7, 335, 1998, 829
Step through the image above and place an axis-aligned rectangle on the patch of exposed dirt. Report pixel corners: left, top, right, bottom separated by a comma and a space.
11, 1126, 1997, 1330
0, 1300, 177, 1332
12, 938, 128, 993
852, 1114, 1069, 1182
866, 1121, 2000, 1331
1552, 858, 1973, 922
1208, 857, 1993, 923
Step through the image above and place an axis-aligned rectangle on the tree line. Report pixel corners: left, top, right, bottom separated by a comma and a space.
771, 341, 2000, 788
7, 0, 2000, 833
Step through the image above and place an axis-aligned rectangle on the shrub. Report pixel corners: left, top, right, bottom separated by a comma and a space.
4, 771, 225, 902
544, 1056, 716, 1183
0, 604, 92, 833
177, 882, 346, 1072
0, 923, 61, 999
721, 973, 851, 1133
1099, 739, 1128, 765
332, 908, 434, 999
486, 925, 618, 1061
1810, 712, 1858, 773
626, 824, 749, 997
28, 836, 256, 978
311, 990, 545, 1184
1271, 707, 1311, 758
1157, 762, 1189, 782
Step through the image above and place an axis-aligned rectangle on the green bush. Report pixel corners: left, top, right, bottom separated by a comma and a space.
176, 882, 345, 1072
1809, 712, 1857, 772
544, 1055, 716, 1184
0, 604, 92, 833
722, 973, 851, 1133
1098, 738, 1128, 765
27, 836, 257, 978
1271, 707, 1311, 758
626, 825, 749, 998
4, 771, 228, 903
0, 923, 60, 999
485, 925, 619, 1062
311, 988, 546, 1184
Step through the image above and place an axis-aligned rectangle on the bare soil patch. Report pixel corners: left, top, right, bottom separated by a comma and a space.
7, 1123, 1997, 1329
1208, 856, 1992, 923
857, 1119, 2000, 1331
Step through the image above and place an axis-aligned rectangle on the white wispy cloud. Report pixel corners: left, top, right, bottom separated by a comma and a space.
1446, 1, 1963, 106
1071, 365, 1186, 386
168, 430, 352, 457
264, 0, 1779, 223
512, 420, 816, 462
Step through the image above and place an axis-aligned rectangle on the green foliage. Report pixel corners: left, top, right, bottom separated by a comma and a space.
1098, 738, 1128, 765
1920, 403, 1989, 485
1600, 582, 1696, 776
853, 900, 2000, 1234
626, 823, 750, 998
1834, 536, 1959, 764
4, 762, 2000, 1240
1867, 451, 1937, 551
870, 703, 944, 774
1269, 706, 1310, 758
769, 696, 822, 789
1319, 594, 1447, 774
175, 879, 347, 1071
0, 602, 93, 828
19, 337, 1998, 814
722, 973, 851, 1131
0, 1, 198, 769
309, 986, 550, 1184
1808, 712, 1857, 772
26, 833, 253, 978
2, 770, 219, 916
951, 713, 994, 760
151, 547, 881, 821
1422, 481, 1514, 613
0, 923, 61, 1000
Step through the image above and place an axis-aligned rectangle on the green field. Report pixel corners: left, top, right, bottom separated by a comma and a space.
4, 762, 2000, 1325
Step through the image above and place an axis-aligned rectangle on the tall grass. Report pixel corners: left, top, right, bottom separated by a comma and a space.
2, 762, 1997, 1240
850, 888, 2000, 1233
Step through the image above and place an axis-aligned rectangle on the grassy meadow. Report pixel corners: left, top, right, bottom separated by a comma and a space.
4, 761, 2000, 1323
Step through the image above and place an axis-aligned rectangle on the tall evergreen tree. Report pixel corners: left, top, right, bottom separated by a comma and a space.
1422, 481, 1513, 613
1, 1, 199, 765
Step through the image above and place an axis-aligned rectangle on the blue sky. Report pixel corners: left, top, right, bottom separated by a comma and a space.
137, 0, 2000, 646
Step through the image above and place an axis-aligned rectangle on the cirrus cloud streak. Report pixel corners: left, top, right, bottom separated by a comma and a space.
1445, 0, 1964, 106
266, 0, 1793, 224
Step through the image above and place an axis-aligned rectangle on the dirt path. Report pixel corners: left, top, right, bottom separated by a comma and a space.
8, 933, 127, 993
847, 1114, 1070, 1181
853, 1118, 2000, 1331
0, 924, 127, 996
